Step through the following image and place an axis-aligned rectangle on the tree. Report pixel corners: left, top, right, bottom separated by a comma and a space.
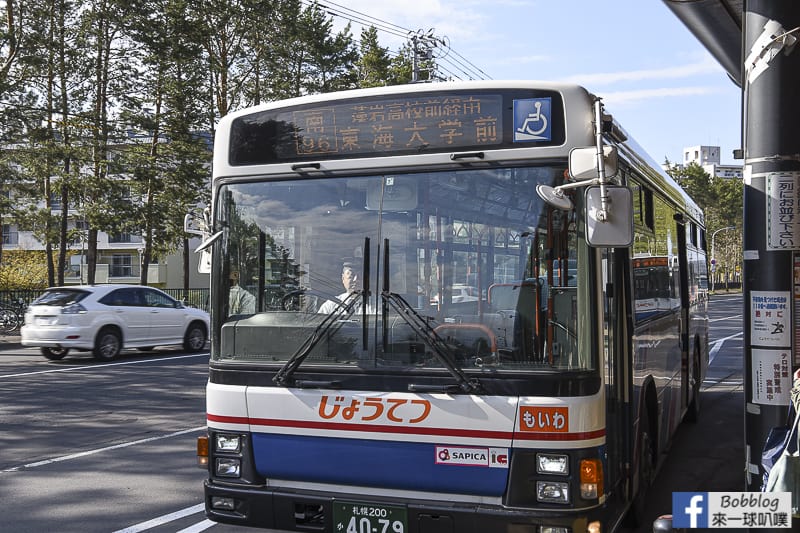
124, 0, 210, 287
387, 41, 417, 85
666, 159, 743, 289
667, 161, 714, 210
356, 26, 392, 88
76, 0, 140, 284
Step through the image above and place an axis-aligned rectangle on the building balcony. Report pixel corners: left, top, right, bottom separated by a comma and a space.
65, 263, 166, 285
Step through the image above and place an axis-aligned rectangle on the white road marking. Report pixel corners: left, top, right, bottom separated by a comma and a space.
709, 331, 743, 365
111, 504, 206, 533
710, 314, 742, 323
1, 426, 206, 472
0, 352, 209, 379
176, 519, 217, 533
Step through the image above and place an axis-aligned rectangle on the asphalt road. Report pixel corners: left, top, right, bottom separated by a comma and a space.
634, 292, 746, 532
0, 295, 749, 533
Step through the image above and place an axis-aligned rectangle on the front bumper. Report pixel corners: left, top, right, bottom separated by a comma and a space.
204, 480, 614, 533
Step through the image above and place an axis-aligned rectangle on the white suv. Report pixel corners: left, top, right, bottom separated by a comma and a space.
21, 285, 210, 361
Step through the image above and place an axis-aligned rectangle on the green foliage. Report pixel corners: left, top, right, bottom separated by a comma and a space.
665, 160, 743, 287
0, 250, 61, 290
0, 0, 419, 286
356, 27, 392, 88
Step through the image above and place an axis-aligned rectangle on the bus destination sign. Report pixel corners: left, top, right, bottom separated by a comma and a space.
282, 94, 502, 158
229, 90, 565, 165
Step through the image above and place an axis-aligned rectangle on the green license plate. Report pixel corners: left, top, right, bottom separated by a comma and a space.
332, 500, 408, 533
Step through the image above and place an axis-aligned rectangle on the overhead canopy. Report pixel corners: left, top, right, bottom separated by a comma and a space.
662, 0, 743, 86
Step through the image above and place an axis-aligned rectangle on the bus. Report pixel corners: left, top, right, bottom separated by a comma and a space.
192, 81, 708, 533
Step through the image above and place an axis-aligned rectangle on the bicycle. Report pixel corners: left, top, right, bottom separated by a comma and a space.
0, 298, 27, 334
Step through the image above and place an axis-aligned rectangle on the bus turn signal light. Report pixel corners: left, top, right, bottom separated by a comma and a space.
579, 458, 603, 499
197, 435, 209, 468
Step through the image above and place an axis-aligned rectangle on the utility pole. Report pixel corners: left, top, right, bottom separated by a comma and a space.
409, 29, 443, 82
742, 1, 800, 491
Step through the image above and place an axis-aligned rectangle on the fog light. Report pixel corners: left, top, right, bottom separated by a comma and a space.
536, 453, 569, 475
215, 433, 241, 452
540, 527, 571, 533
536, 480, 569, 504
211, 496, 235, 511
215, 457, 241, 477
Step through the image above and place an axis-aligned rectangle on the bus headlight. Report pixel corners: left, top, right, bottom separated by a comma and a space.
536, 453, 569, 475
215, 433, 241, 452
536, 480, 570, 504
215, 457, 241, 477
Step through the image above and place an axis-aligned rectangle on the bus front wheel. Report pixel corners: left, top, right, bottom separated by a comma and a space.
626, 408, 655, 527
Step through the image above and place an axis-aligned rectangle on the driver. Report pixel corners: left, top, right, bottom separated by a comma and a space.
318, 261, 370, 314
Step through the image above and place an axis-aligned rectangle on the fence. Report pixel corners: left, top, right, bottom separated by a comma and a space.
0, 288, 210, 313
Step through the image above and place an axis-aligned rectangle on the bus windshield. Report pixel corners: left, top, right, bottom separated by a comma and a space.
212, 164, 591, 373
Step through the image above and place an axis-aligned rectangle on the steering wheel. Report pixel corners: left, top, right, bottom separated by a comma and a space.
281, 289, 307, 311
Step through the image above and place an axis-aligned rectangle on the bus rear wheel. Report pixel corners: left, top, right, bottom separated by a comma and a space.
685, 348, 702, 423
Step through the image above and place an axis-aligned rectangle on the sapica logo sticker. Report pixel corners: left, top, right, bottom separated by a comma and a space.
435, 446, 509, 468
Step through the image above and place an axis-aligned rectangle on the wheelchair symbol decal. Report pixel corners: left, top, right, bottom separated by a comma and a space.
513, 98, 552, 142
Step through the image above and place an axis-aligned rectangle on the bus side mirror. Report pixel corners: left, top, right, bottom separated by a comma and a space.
194, 230, 222, 275
585, 186, 633, 247
569, 145, 618, 181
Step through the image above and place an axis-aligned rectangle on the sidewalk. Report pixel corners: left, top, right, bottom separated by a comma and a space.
0, 334, 22, 347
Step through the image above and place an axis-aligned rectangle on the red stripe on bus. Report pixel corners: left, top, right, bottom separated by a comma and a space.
207, 413, 605, 441
513, 429, 606, 441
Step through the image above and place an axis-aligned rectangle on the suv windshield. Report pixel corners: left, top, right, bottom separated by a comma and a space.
212, 166, 592, 373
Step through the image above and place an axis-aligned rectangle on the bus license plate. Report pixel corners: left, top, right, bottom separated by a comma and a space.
333, 501, 408, 533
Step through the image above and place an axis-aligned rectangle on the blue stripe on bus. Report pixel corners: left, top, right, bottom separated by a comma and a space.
251, 433, 508, 496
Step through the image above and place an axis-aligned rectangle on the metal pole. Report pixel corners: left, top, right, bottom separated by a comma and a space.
710, 226, 735, 292
743, 1, 800, 491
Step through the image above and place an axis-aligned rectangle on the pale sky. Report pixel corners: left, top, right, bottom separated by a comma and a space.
322, 0, 742, 165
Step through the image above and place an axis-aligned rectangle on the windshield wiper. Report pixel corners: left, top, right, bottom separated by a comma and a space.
382, 291, 483, 393
379, 238, 482, 394
273, 290, 362, 387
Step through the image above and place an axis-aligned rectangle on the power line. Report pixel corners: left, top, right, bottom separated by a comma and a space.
301, 0, 491, 81
314, 0, 412, 37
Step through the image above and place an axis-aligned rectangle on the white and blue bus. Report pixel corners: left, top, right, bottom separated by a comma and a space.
193, 81, 708, 533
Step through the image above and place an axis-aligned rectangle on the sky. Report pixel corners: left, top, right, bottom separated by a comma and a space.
323, 0, 742, 166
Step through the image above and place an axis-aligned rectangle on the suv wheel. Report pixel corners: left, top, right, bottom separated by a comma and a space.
93, 327, 121, 361
41, 347, 69, 360
183, 322, 207, 352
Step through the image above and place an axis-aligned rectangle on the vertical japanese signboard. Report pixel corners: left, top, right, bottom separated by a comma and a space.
750, 290, 792, 405
767, 172, 800, 250
796, 255, 800, 366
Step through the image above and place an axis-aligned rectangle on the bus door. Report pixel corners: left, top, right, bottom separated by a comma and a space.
675, 218, 691, 413
602, 247, 633, 503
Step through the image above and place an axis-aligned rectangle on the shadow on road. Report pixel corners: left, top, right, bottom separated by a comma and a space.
633, 387, 745, 532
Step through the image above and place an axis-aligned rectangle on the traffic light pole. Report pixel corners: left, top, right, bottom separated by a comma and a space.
742, 1, 800, 491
